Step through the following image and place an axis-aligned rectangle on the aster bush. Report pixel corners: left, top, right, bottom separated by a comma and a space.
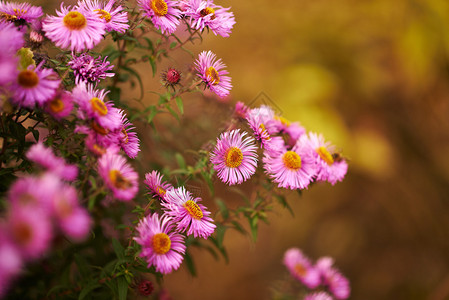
0, 0, 348, 299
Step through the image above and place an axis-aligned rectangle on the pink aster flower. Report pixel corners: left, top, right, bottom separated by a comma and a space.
11, 61, 60, 108
42, 3, 105, 52
183, 0, 235, 37
5, 207, 53, 260
263, 138, 317, 190
0, 235, 22, 298
195, 50, 232, 98
301, 133, 348, 185
113, 110, 140, 159
234, 101, 249, 119
72, 81, 122, 131
210, 129, 258, 185
98, 151, 139, 201
283, 248, 320, 289
137, 0, 181, 35
78, 0, 129, 33
26, 142, 78, 181
75, 124, 120, 156
246, 105, 275, 148
134, 213, 186, 274
144, 170, 173, 200
68, 52, 115, 83
316, 257, 351, 300
162, 187, 215, 239
44, 90, 74, 120
304, 292, 333, 300
0, 1, 43, 26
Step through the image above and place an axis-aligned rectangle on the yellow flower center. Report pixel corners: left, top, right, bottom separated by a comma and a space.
316, 146, 334, 165
91, 121, 109, 135
94, 9, 112, 22
0, 12, 17, 22
18, 193, 36, 205
282, 151, 302, 170
55, 197, 73, 218
274, 116, 291, 127
63, 11, 87, 30
152, 232, 171, 254
109, 169, 132, 189
90, 97, 108, 116
13, 8, 27, 17
200, 7, 216, 19
294, 263, 307, 277
121, 127, 129, 144
49, 98, 64, 113
225, 146, 243, 168
13, 222, 32, 246
150, 0, 168, 16
92, 143, 106, 155
157, 186, 166, 196
205, 66, 220, 85
18, 70, 39, 88
184, 200, 203, 220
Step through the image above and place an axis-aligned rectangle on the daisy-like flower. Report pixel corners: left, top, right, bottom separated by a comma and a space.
44, 90, 74, 120
161, 67, 181, 88
183, 0, 235, 37
134, 213, 186, 274
195, 50, 232, 98
0, 1, 43, 26
78, 0, 129, 33
302, 133, 348, 185
267, 115, 306, 144
68, 52, 114, 83
0, 23, 22, 86
98, 151, 138, 201
246, 105, 275, 148
11, 61, 60, 108
5, 207, 53, 260
283, 248, 320, 289
234, 101, 249, 119
316, 257, 351, 300
42, 3, 105, 52
210, 129, 258, 185
114, 110, 140, 159
304, 292, 333, 300
263, 138, 317, 190
162, 187, 215, 238
72, 81, 122, 131
144, 170, 172, 200
137, 0, 181, 35
26, 142, 78, 181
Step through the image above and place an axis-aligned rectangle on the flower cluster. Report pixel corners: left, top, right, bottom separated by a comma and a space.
210, 102, 348, 189
283, 248, 351, 300
135, 171, 216, 274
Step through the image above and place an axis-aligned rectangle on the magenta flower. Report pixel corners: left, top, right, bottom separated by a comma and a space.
98, 151, 139, 201
42, 3, 105, 52
195, 50, 232, 98
0, 234, 22, 298
114, 110, 140, 159
72, 81, 122, 132
26, 142, 78, 181
11, 62, 60, 108
144, 170, 173, 201
0, 23, 23, 86
44, 91, 74, 120
246, 105, 275, 148
68, 52, 114, 83
283, 248, 320, 289
137, 0, 181, 35
316, 257, 351, 300
234, 101, 249, 119
183, 0, 235, 37
78, 0, 129, 33
263, 139, 317, 190
134, 213, 186, 274
210, 129, 258, 185
162, 187, 215, 239
302, 133, 348, 185
304, 292, 333, 300
0, 1, 43, 25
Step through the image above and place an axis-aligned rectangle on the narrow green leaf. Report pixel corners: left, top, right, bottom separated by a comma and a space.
117, 276, 128, 300
215, 199, 229, 220
169, 41, 177, 49
74, 254, 90, 278
165, 104, 179, 121
148, 56, 157, 76
146, 106, 158, 124
121, 66, 144, 100
214, 224, 227, 248
250, 215, 259, 241
79, 283, 101, 300
175, 96, 184, 115
175, 152, 186, 169
112, 238, 125, 260
184, 252, 197, 277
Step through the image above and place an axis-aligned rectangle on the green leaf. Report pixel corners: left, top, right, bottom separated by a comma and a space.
74, 254, 90, 278
148, 56, 157, 77
175, 96, 184, 115
175, 152, 186, 169
249, 215, 259, 242
274, 194, 294, 216
184, 252, 197, 277
117, 276, 128, 300
169, 41, 177, 49
121, 66, 144, 100
112, 238, 125, 260
165, 104, 179, 121
17, 47, 35, 70
146, 106, 158, 124
214, 223, 227, 248
215, 198, 229, 220
79, 283, 101, 300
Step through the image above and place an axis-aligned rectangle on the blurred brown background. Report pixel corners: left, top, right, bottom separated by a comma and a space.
42, 0, 449, 299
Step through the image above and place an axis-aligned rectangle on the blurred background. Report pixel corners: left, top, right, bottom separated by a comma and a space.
43, 0, 449, 298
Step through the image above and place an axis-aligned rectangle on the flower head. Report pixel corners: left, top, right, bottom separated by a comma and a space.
0, 1, 43, 26
316, 257, 351, 300
134, 213, 186, 274
78, 0, 129, 33
137, 0, 181, 35
283, 248, 320, 289
144, 170, 173, 201
195, 50, 232, 98
210, 129, 258, 185
303, 133, 348, 185
11, 61, 60, 108
44, 90, 74, 120
162, 67, 181, 88
162, 187, 215, 238
304, 292, 333, 300
68, 52, 114, 83
114, 110, 140, 159
0, 23, 23, 86
42, 3, 105, 52
246, 105, 275, 148
98, 151, 139, 201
